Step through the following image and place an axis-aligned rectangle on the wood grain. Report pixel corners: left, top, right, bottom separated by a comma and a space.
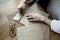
0, 0, 20, 40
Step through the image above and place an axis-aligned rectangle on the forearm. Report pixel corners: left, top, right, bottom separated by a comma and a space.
43, 17, 52, 26
42, 16, 60, 34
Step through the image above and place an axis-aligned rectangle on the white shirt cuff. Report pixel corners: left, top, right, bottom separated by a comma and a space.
51, 20, 60, 34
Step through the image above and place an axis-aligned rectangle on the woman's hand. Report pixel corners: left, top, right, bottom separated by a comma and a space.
27, 12, 45, 21
27, 12, 52, 25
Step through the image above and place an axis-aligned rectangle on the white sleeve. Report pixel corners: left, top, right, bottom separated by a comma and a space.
51, 20, 60, 34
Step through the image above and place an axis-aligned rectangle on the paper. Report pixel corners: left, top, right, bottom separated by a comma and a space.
17, 3, 50, 40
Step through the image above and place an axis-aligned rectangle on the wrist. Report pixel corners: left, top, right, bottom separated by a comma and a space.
43, 17, 52, 25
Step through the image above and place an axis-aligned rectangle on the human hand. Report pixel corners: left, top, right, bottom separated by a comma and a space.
17, 0, 27, 16
27, 12, 45, 21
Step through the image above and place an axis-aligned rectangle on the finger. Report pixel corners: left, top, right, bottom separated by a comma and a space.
27, 17, 32, 19
27, 15, 34, 18
26, 13, 32, 17
28, 19, 36, 21
26, 13, 34, 17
